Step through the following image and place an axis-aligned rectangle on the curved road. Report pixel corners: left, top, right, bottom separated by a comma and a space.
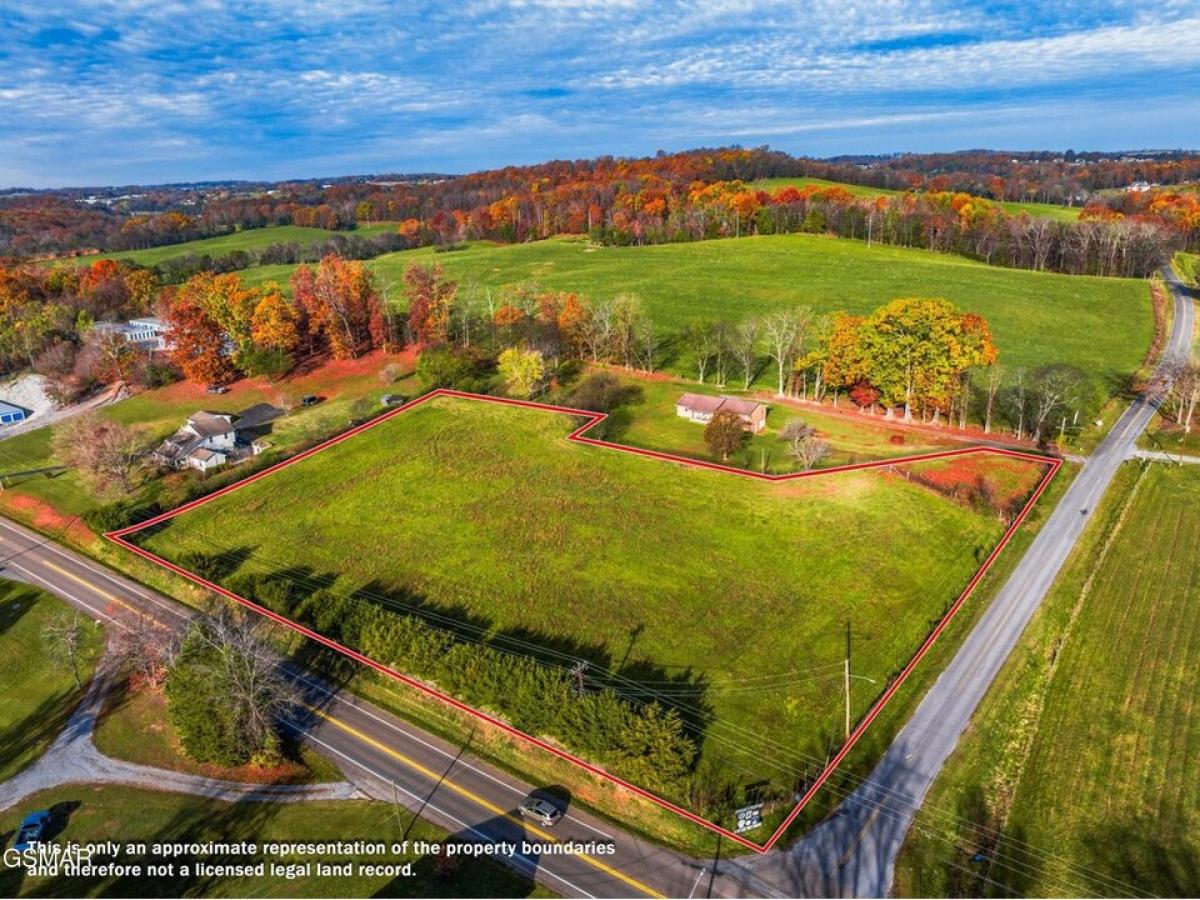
730, 266, 1195, 897
0, 516, 739, 900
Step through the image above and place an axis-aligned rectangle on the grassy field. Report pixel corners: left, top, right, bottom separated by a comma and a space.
1174, 251, 1198, 286
585, 374, 957, 474
0, 580, 104, 781
131, 394, 1043, 821
54, 222, 399, 269
0, 350, 418, 521
0, 784, 548, 898
895, 461, 1200, 897
93, 679, 343, 784
240, 234, 1151, 399
748, 177, 1081, 222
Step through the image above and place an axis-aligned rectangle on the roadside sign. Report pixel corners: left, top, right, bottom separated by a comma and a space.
734, 803, 764, 833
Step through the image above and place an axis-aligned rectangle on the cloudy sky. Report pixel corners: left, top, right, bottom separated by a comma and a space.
3, 0, 1199, 187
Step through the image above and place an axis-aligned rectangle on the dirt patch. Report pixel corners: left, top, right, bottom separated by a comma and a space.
0, 493, 96, 543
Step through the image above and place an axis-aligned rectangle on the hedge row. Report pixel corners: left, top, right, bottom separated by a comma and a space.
225, 572, 699, 797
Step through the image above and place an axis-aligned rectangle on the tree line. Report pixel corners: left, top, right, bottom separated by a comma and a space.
8, 147, 1200, 265
401, 264, 1096, 443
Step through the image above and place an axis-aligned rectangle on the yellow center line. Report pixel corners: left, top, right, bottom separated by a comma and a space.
19, 545, 664, 896
304, 703, 664, 899
39, 558, 145, 619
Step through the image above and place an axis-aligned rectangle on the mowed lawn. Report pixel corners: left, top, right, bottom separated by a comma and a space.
1175, 250, 1198, 286
54, 222, 399, 269
240, 234, 1152, 399
0, 350, 416, 520
896, 463, 1200, 898
596, 376, 956, 474
0, 580, 103, 781
135, 395, 1021, 786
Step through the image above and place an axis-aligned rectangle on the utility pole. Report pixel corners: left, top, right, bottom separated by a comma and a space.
844, 620, 852, 741
569, 660, 588, 696
844, 657, 852, 741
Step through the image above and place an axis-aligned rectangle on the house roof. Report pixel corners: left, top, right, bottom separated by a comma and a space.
676, 393, 766, 417
189, 447, 224, 462
234, 403, 285, 430
154, 433, 204, 463
677, 393, 725, 414
718, 396, 766, 417
0, 400, 27, 416
186, 411, 235, 438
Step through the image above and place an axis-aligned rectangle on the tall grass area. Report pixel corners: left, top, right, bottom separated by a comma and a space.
895, 462, 1200, 897
239, 234, 1151, 404
0, 580, 104, 780
133, 395, 1030, 820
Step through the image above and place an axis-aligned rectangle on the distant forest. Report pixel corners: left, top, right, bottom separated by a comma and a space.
3, 147, 1198, 277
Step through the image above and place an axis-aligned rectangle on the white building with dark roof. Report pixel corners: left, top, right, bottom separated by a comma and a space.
152, 405, 285, 472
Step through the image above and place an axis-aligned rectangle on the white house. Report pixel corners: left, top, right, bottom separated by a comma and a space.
675, 393, 768, 433
152, 404, 284, 473
152, 411, 237, 470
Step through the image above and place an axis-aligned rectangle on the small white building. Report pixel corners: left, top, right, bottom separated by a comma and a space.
675, 393, 768, 433
186, 447, 227, 472
94, 316, 173, 352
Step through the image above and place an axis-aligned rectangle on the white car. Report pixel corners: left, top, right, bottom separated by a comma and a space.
518, 797, 563, 827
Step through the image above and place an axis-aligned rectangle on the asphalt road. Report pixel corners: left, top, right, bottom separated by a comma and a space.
0, 516, 744, 899
733, 265, 1196, 897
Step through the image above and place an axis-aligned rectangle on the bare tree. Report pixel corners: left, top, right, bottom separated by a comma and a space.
177, 608, 297, 760
711, 321, 732, 386
113, 614, 178, 690
52, 414, 147, 495
633, 320, 659, 373
1005, 367, 1028, 440
984, 364, 1003, 434
43, 611, 87, 689
1169, 362, 1200, 432
733, 318, 760, 389
763, 309, 810, 397
687, 321, 718, 383
582, 301, 615, 362
779, 420, 830, 470
1030, 366, 1085, 444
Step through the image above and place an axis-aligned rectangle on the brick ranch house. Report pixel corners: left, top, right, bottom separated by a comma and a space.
152, 403, 283, 472
675, 393, 768, 433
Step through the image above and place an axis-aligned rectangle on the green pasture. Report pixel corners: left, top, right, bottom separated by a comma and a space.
897, 462, 1200, 897
135, 394, 1031, 793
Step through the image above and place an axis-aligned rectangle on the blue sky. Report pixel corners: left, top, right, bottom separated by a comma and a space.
3, 0, 1199, 187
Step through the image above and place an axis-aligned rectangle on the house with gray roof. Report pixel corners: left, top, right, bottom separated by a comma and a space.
152, 404, 284, 472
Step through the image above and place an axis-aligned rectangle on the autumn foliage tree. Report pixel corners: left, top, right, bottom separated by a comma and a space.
704, 409, 746, 462
404, 263, 457, 345
806, 298, 997, 422
166, 293, 235, 386
291, 255, 393, 359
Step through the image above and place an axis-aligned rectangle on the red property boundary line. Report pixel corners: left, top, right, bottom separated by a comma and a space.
107, 387, 1060, 853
